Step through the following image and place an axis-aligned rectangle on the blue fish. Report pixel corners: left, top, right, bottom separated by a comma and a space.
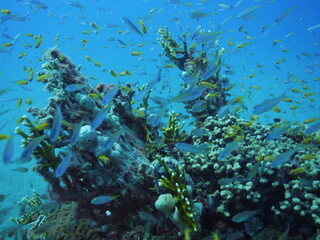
169, 86, 207, 102
50, 105, 62, 142
270, 149, 297, 168
121, 17, 142, 37
175, 143, 208, 154
3, 136, 14, 164
103, 129, 124, 149
21, 135, 46, 162
266, 125, 290, 140
55, 151, 72, 178
91, 104, 111, 129
202, 59, 222, 80
232, 210, 259, 223
218, 135, 244, 160
66, 1, 85, 10
65, 83, 88, 92
102, 86, 119, 105
70, 123, 82, 146
305, 121, 320, 135
91, 195, 119, 205
148, 107, 167, 127
253, 92, 288, 114
133, 86, 151, 102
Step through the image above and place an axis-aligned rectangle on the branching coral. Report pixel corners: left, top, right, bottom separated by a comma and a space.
10, 190, 43, 225
161, 111, 185, 147
155, 155, 202, 235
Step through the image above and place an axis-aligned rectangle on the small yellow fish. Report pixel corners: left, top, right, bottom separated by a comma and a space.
24, 33, 34, 37
165, 64, 175, 68
24, 67, 31, 73
98, 155, 110, 164
54, 34, 59, 42
130, 51, 143, 56
133, 109, 146, 117
138, 43, 146, 47
90, 22, 100, 30
264, 155, 276, 162
82, 30, 90, 34
224, 85, 234, 91
189, 42, 197, 49
149, 7, 156, 13
272, 39, 281, 46
282, 98, 293, 102
2, 42, 12, 47
248, 73, 255, 78
290, 88, 301, 93
0, 9, 11, 15
290, 168, 307, 174
290, 105, 298, 110
119, 70, 132, 76
303, 92, 314, 97
206, 93, 218, 98
26, 98, 32, 104
120, 86, 133, 93
109, 70, 118, 78
300, 154, 316, 161
313, 78, 320, 81
35, 38, 44, 49
233, 96, 245, 103
272, 106, 281, 113
81, 39, 89, 43
94, 61, 102, 68
246, 36, 253, 40
199, 81, 217, 88
138, 17, 147, 34
62, 120, 72, 127
28, 70, 34, 81
18, 52, 27, 59
304, 118, 318, 124
237, 43, 248, 48
282, 49, 289, 53
88, 93, 99, 99
16, 116, 24, 125
0, 134, 10, 140
249, 115, 259, 121
17, 98, 22, 108
89, 76, 97, 80
84, 55, 93, 62
301, 138, 312, 144
15, 80, 29, 85
36, 74, 50, 82
35, 122, 50, 131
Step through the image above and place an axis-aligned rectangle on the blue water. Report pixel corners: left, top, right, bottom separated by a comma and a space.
0, 0, 319, 238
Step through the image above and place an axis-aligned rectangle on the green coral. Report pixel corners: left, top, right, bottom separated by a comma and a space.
161, 112, 185, 146
158, 27, 189, 70
15, 116, 59, 168
157, 155, 200, 233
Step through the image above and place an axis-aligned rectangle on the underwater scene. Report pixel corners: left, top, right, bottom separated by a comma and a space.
0, 0, 319, 239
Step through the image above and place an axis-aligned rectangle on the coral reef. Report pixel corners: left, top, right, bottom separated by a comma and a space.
9, 46, 320, 239
158, 27, 228, 121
